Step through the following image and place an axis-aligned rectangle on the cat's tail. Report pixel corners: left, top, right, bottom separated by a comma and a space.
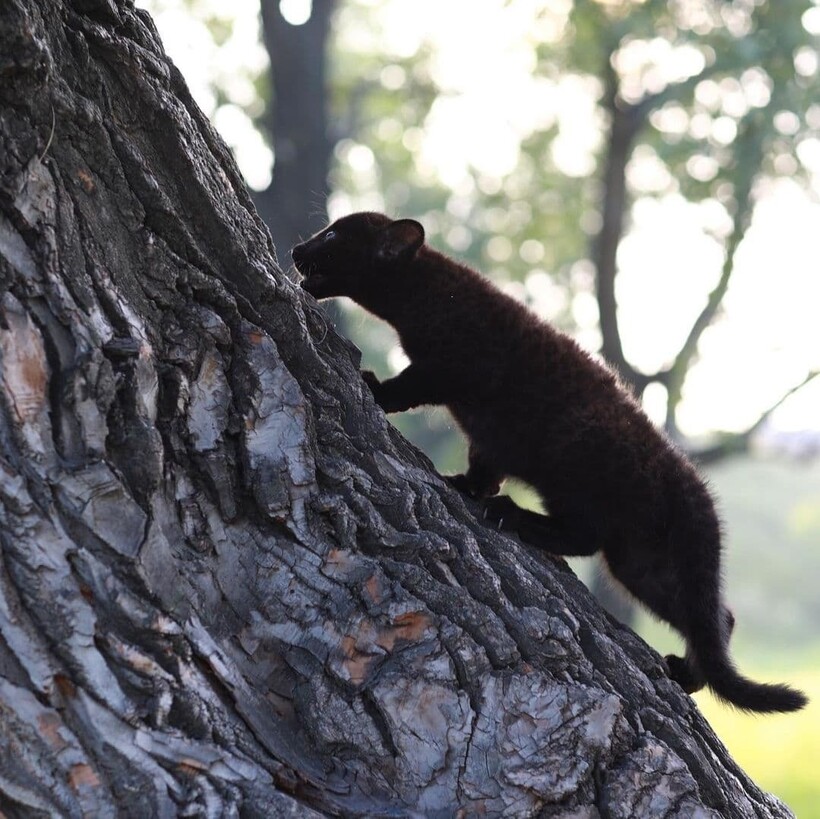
689, 612, 807, 713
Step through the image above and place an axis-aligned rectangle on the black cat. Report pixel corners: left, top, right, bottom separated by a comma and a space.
293, 212, 807, 713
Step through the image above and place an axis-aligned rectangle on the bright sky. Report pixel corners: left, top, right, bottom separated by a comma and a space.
141, 0, 820, 440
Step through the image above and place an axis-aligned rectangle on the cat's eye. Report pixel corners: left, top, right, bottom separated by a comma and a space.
324, 230, 336, 242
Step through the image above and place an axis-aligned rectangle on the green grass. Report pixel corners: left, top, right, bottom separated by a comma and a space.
694, 663, 820, 818
479, 458, 820, 813
633, 620, 820, 815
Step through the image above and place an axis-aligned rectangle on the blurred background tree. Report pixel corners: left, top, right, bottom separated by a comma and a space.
145, 0, 819, 460
254, 0, 334, 261
141, 0, 820, 810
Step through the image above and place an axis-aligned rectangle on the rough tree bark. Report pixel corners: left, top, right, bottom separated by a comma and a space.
0, 1, 799, 817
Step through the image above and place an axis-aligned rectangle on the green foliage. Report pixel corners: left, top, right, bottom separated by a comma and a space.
146, 2, 818, 447
323, 0, 820, 460
632, 454, 820, 816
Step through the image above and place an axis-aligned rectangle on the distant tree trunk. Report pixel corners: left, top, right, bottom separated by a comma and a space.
0, 1, 798, 816
255, 0, 335, 262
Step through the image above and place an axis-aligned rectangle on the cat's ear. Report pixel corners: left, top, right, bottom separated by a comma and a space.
375, 219, 425, 262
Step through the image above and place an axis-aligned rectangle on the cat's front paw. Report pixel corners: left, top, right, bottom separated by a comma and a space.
447, 473, 471, 493
482, 495, 521, 531
448, 473, 501, 499
361, 370, 381, 391
361, 370, 389, 408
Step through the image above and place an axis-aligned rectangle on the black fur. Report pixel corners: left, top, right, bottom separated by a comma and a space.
293, 212, 807, 714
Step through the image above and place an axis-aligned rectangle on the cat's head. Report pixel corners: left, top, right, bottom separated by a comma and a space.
292, 212, 425, 300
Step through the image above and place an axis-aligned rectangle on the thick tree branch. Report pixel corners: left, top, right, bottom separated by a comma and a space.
593, 51, 726, 391
664, 107, 771, 435
694, 370, 820, 464
594, 62, 641, 386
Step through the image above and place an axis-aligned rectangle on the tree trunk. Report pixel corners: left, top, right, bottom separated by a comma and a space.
0, 1, 797, 816
255, 0, 335, 263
